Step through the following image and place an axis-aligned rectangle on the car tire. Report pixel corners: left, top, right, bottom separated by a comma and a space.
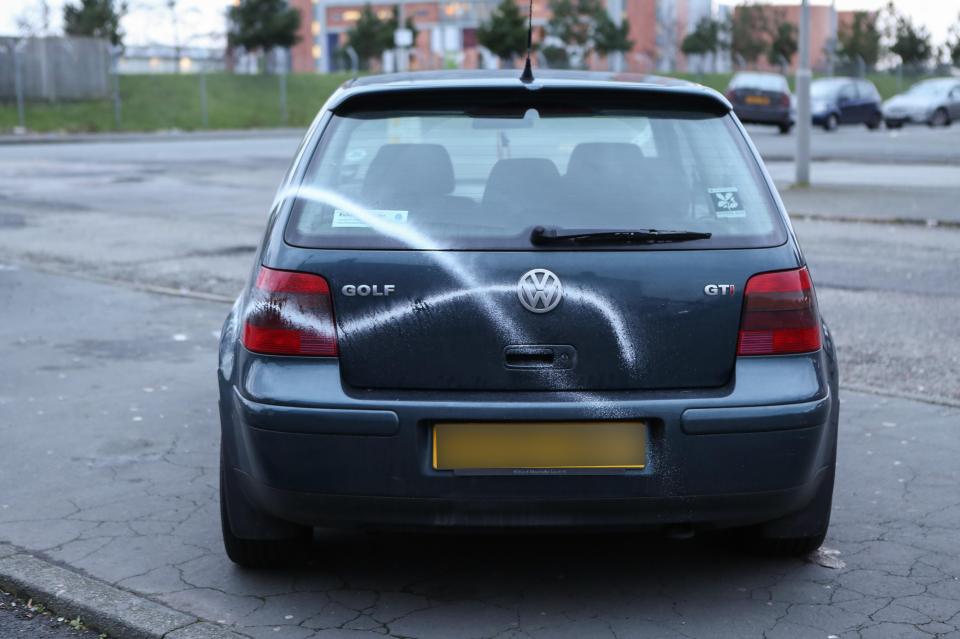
929, 108, 949, 128
778, 123, 793, 135
822, 114, 838, 131
721, 393, 837, 558
866, 113, 882, 130
220, 461, 311, 568
715, 464, 834, 557
885, 120, 903, 129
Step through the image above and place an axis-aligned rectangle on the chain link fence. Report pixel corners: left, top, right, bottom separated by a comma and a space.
0, 40, 331, 133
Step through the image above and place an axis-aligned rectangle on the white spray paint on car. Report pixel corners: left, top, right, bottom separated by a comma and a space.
271, 184, 647, 419
337, 282, 637, 369
279, 185, 527, 345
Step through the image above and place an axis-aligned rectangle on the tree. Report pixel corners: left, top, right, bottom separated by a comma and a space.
541, 45, 570, 68
682, 16, 724, 71
947, 14, 960, 68
385, 6, 419, 52
345, 5, 392, 69
890, 17, 932, 69
227, 0, 301, 71
767, 20, 797, 68
728, 4, 769, 67
546, 0, 603, 67
592, 10, 633, 59
836, 11, 881, 68
63, 0, 126, 46
477, 0, 529, 64
884, 2, 932, 70
681, 17, 715, 57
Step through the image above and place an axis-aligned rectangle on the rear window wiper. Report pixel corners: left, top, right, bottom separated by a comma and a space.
530, 226, 712, 246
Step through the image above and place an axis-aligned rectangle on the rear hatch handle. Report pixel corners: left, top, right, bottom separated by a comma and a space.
504, 345, 577, 370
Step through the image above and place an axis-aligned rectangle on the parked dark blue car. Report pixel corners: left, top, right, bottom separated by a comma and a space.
217, 70, 840, 568
725, 72, 795, 134
811, 77, 883, 131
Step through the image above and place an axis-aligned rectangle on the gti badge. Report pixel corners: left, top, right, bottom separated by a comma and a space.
704, 284, 736, 296
518, 269, 563, 313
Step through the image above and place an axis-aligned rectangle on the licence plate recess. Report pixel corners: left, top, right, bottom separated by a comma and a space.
432, 421, 646, 471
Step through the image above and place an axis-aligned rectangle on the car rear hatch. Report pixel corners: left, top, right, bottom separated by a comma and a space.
278, 85, 792, 392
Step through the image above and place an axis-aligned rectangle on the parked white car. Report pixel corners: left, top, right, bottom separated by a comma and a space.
882, 78, 960, 128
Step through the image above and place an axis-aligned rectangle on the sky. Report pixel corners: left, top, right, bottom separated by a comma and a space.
0, 0, 957, 49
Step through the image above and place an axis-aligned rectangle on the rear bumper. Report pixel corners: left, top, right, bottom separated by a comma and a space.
883, 113, 928, 125
230, 465, 831, 529
733, 105, 793, 126
220, 352, 839, 530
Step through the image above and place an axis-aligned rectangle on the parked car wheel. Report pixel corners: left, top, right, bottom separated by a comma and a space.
220, 460, 311, 568
778, 123, 793, 135
866, 113, 882, 130
822, 113, 838, 131
929, 108, 949, 128
885, 120, 903, 129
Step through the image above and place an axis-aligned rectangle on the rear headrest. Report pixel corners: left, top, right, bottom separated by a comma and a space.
565, 142, 646, 182
362, 144, 455, 202
482, 158, 561, 210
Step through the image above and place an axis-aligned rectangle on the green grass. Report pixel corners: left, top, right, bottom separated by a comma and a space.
0, 73, 354, 133
0, 70, 937, 134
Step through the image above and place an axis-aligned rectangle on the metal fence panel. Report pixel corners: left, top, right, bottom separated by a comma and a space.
0, 36, 111, 101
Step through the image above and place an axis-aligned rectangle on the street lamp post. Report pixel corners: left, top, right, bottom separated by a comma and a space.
795, 0, 811, 186
397, 0, 408, 72
607, 0, 624, 72
13, 41, 26, 131
110, 44, 123, 130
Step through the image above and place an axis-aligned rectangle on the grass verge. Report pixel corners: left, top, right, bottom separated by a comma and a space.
0, 73, 354, 133
0, 71, 935, 134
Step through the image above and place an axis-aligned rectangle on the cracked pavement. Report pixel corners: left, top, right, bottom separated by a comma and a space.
1, 133, 959, 638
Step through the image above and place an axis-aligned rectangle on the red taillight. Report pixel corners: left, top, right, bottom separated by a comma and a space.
242, 266, 338, 357
737, 267, 821, 356
725, 89, 735, 101
780, 93, 791, 107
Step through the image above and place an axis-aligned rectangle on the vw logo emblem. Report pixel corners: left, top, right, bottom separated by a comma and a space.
517, 269, 563, 314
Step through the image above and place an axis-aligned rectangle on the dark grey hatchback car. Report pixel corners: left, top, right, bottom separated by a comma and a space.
218, 70, 839, 568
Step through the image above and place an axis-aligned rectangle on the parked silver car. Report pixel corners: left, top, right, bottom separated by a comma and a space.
883, 78, 960, 128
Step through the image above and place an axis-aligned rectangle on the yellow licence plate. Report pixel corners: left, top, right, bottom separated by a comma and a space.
745, 95, 770, 105
432, 422, 646, 470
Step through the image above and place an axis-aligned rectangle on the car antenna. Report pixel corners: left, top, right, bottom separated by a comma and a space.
520, 0, 534, 83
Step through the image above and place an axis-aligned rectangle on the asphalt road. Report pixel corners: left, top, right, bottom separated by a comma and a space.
746, 122, 960, 165
0, 129, 958, 639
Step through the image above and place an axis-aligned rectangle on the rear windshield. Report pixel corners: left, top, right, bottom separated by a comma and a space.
908, 80, 956, 96
729, 73, 788, 92
285, 90, 785, 250
811, 79, 847, 99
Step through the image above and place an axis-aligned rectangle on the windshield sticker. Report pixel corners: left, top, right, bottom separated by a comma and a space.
332, 209, 409, 228
708, 187, 746, 218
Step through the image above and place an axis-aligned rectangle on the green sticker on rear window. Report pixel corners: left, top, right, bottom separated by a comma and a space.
708, 187, 746, 218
